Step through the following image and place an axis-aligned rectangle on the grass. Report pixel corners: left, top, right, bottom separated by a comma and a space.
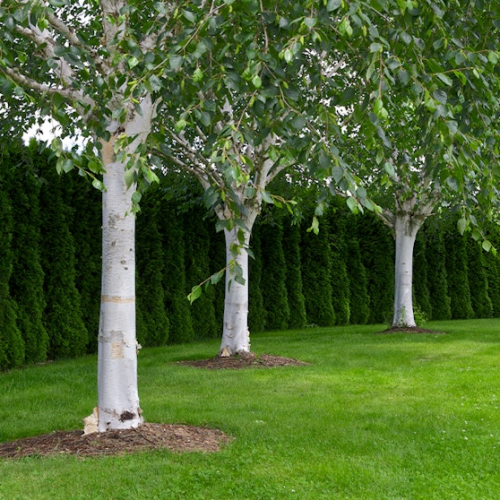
2, 319, 500, 499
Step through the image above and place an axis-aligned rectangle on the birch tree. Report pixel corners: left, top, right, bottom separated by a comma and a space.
153, 0, 352, 357
0, 0, 182, 431
315, 0, 500, 328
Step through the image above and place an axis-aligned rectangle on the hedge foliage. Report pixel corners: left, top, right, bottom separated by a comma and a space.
1, 144, 500, 369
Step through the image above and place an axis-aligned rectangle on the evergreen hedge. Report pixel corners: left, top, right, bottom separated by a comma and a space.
2, 144, 500, 366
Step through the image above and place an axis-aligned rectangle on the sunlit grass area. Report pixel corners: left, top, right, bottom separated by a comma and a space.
1, 319, 500, 499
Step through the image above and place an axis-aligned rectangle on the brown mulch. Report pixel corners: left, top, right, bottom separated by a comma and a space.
0, 423, 230, 460
177, 353, 308, 370
377, 326, 446, 334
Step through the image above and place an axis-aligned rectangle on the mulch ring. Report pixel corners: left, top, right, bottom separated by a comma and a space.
176, 353, 309, 370
377, 326, 446, 335
0, 423, 231, 459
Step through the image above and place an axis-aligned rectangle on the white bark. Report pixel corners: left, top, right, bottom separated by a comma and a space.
392, 213, 420, 327
391, 194, 432, 328
218, 206, 259, 356
96, 96, 155, 432
97, 152, 142, 431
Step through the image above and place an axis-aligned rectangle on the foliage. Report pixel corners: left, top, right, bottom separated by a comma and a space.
259, 220, 290, 331
3, 143, 48, 364
328, 205, 351, 325
160, 203, 194, 344
301, 216, 335, 327
136, 190, 170, 346
247, 223, 267, 333
357, 214, 394, 324
445, 227, 474, 320
413, 230, 433, 321
467, 236, 493, 318
183, 208, 218, 339
346, 218, 371, 326
0, 180, 24, 370
283, 220, 307, 329
39, 153, 88, 358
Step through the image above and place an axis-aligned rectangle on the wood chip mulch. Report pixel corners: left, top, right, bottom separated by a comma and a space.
0, 423, 230, 459
177, 353, 308, 370
377, 326, 446, 334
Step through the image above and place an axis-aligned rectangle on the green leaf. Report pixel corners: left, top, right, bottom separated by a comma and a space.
482, 240, 492, 252
210, 270, 225, 285
170, 55, 183, 70
124, 168, 136, 188
188, 285, 202, 304
307, 216, 319, 235
261, 190, 274, 204
370, 43, 382, 53
131, 191, 142, 204
446, 176, 459, 191
346, 196, 358, 213
252, 75, 262, 88
304, 17, 317, 28
457, 217, 467, 234
326, 0, 341, 12
332, 166, 344, 184
182, 10, 196, 23
433, 89, 447, 104
148, 75, 163, 91
487, 51, 499, 65
436, 73, 452, 86
193, 68, 204, 83
128, 57, 139, 69
291, 115, 306, 130
92, 178, 105, 191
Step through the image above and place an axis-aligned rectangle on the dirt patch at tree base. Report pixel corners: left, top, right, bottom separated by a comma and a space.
177, 353, 308, 369
377, 326, 446, 334
0, 423, 230, 459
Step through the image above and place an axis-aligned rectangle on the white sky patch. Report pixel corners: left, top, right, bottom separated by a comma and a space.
23, 115, 86, 151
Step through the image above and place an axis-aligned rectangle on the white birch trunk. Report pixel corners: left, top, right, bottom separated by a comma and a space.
219, 226, 252, 356
391, 192, 435, 328
97, 149, 143, 431
392, 213, 419, 327
95, 96, 155, 432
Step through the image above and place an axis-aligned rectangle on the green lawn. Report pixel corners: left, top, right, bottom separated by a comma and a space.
1, 319, 500, 499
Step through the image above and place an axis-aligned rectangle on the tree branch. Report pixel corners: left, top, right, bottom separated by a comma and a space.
2, 66, 94, 107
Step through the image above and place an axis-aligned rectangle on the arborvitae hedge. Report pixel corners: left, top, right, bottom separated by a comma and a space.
208, 223, 226, 334
466, 236, 493, 318
38, 153, 88, 358
0, 184, 24, 370
328, 207, 351, 325
413, 229, 432, 321
282, 220, 307, 329
183, 208, 218, 339
445, 227, 474, 320
346, 220, 371, 325
6, 146, 48, 363
259, 220, 290, 331
160, 203, 194, 344
248, 223, 267, 333
484, 251, 500, 317
67, 169, 102, 352
357, 214, 394, 324
4, 144, 500, 367
301, 217, 336, 327
136, 191, 170, 347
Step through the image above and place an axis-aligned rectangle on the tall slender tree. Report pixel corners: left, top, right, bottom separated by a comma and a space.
5, 143, 49, 363
0, 173, 25, 370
